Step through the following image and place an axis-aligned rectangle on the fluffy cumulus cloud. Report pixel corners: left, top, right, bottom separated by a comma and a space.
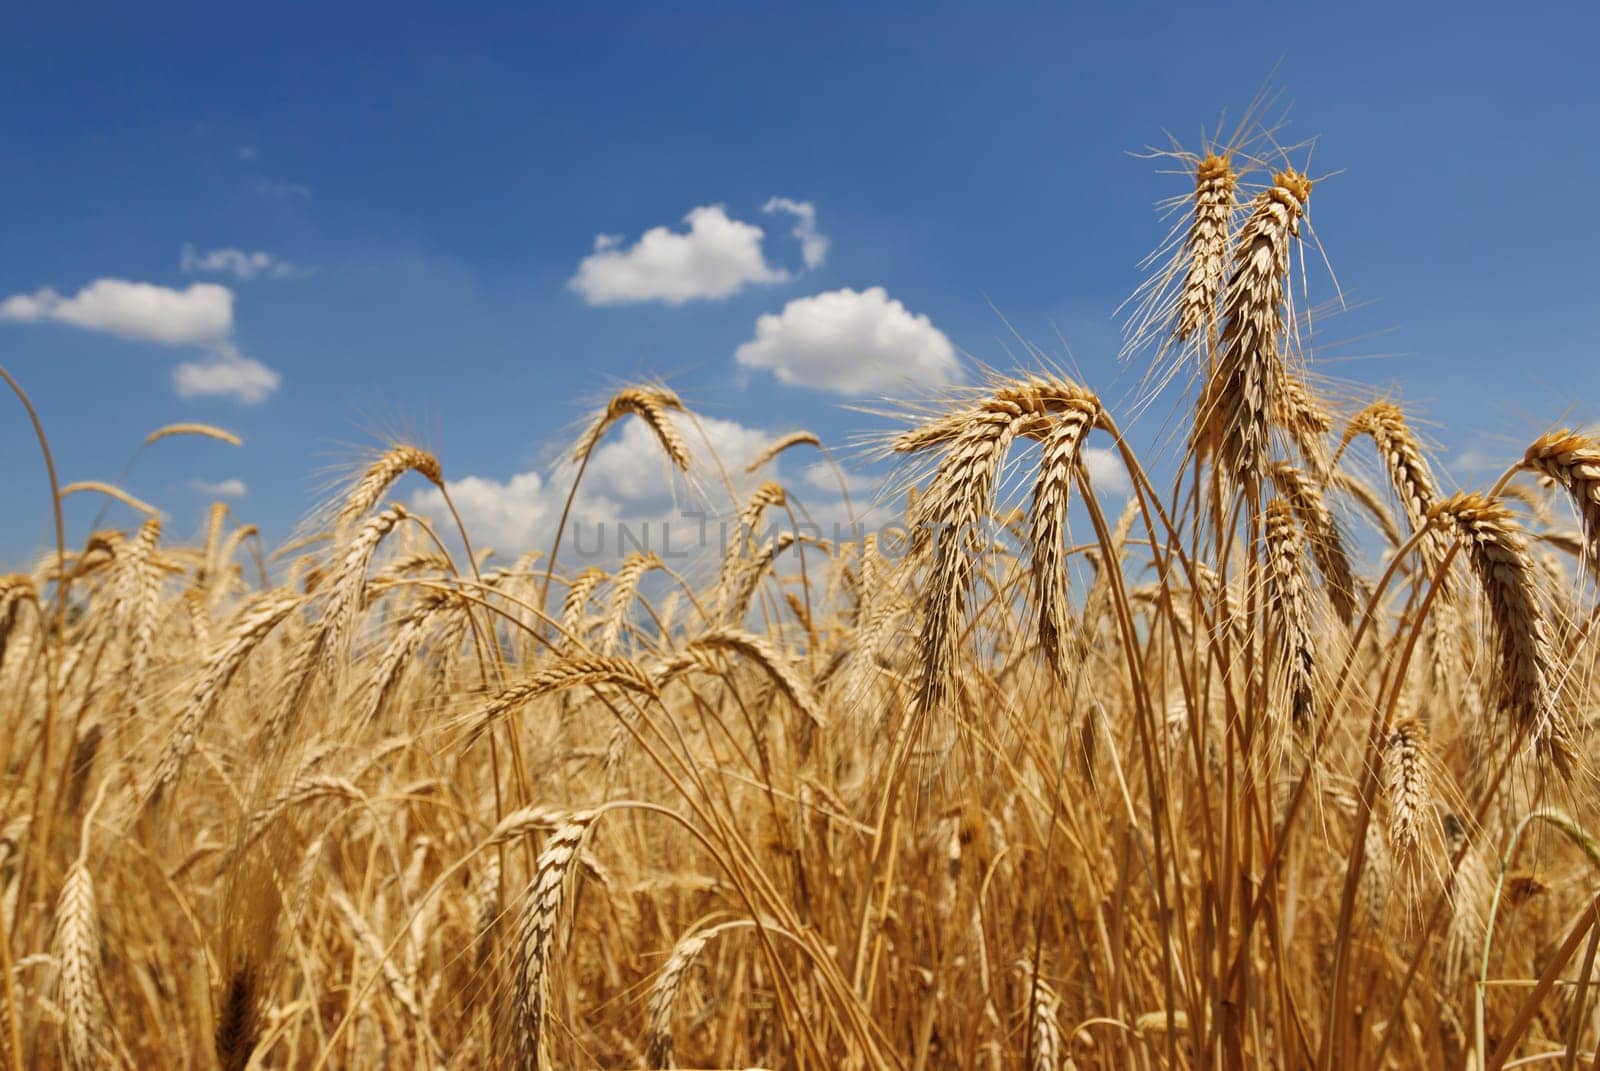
735, 286, 961, 395
0, 277, 282, 404
0, 278, 233, 347
173, 347, 282, 404
189, 477, 248, 498
181, 244, 300, 280
568, 205, 788, 305
762, 197, 828, 269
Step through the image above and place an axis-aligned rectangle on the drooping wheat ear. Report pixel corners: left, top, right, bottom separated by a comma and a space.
572, 387, 689, 471
514, 813, 598, 1071
338, 446, 443, 528
1175, 151, 1236, 345
1344, 401, 1436, 527
1275, 371, 1335, 480
1429, 492, 1572, 775
1382, 717, 1435, 862
668, 628, 826, 731
144, 591, 301, 806
907, 377, 1092, 713
643, 919, 771, 1067
725, 538, 783, 625
600, 551, 662, 653
717, 481, 787, 614
745, 430, 821, 473
0, 574, 38, 673
1197, 169, 1312, 487
645, 927, 713, 1066
54, 858, 109, 1070
1264, 500, 1316, 728
1270, 461, 1358, 625
1192, 562, 1246, 651
142, 421, 243, 448
561, 567, 607, 647
122, 515, 163, 714
60, 479, 161, 517
1027, 397, 1102, 676
356, 589, 449, 728
265, 506, 406, 747
465, 656, 657, 747
332, 890, 424, 1022
1521, 429, 1600, 558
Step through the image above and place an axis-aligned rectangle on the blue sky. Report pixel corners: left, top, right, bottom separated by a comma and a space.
2, 4, 1597, 563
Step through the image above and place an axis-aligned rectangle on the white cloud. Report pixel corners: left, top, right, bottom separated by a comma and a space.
173, 347, 281, 404
0, 278, 233, 347
1, 276, 282, 403
1082, 447, 1130, 497
182, 244, 299, 280
568, 205, 788, 305
190, 477, 248, 498
735, 286, 961, 395
762, 197, 828, 269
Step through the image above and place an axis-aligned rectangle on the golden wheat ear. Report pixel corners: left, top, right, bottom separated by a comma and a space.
1429, 492, 1574, 778
1521, 429, 1600, 557
1198, 168, 1311, 490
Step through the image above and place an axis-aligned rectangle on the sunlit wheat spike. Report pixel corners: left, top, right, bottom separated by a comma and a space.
745, 429, 821, 473
572, 386, 689, 471
143, 421, 243, 448
1175, 151, 1236, 346
338, 446, 442, 528
514, 813, 598, 1071
1028, 398, 1101, 676
1344, 401, 1437, 533
645, 927, 713, 1066
675, 627, 825, 731
1429, 492, 1573, 776
1522, 428, 1600, 558
1264, 499, 1316, 728
1197, 169, 1311, 488
909, 377, 1096, 715
561, 567, 607, 647
1275, 371, 1335, 480
1383, 717, 1433, 858
1270, 461, 1358, 625
465, 655, 657, 746
716, 481, 787, 617
55, 859, 109, 1071
600, 551, 661, 653
122, 515, 164, 716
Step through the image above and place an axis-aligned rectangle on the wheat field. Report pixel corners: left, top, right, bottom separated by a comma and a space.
3, 122, 1600, 1071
